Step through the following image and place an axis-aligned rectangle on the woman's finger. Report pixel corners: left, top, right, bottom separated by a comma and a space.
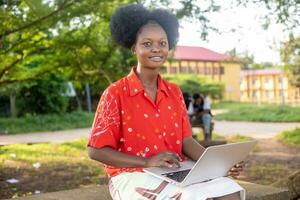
163, 152, 180, 168
231, 167, 242, 172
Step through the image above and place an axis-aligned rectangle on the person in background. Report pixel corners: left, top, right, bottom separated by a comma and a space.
87, 4, 244, 200
183, 92, 191, 110
192, 93, 213, 140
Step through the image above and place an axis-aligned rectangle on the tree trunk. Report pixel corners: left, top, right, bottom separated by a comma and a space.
75, 95, 82, 111
85, 82, 92, 112
10, 92, 17, 117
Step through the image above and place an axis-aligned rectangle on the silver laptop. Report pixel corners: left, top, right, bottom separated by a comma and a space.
144, 140, 257, 187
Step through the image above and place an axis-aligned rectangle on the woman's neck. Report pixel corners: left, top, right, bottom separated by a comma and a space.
136, 65, 159, 87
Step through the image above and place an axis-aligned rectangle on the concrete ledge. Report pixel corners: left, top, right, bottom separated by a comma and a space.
9, 181, 290, 200
8, 185, 112, 200
237, 181, 290, 200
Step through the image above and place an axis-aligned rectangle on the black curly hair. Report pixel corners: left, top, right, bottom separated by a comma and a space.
110, 4, 179, 50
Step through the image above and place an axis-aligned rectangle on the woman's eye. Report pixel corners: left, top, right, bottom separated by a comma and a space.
160, 41, 167, 47
143, 42, 151, 47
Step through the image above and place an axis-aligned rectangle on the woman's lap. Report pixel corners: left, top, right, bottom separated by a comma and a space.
108, 172, 245, 200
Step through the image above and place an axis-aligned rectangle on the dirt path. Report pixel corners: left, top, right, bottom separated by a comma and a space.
240, 138, 300, 185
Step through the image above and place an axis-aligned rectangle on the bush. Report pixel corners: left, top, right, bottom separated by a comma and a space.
16, 74, 68, 116
0, 96, 10, 117
162, 74, 224, 100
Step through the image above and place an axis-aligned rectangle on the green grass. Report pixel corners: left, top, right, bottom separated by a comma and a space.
0, 138, 91, 164
278, 128, 300, 147
0, 138, 105, 199
0, 111, 94, 135
212, 102, 300, 122
226, 134, 254, 143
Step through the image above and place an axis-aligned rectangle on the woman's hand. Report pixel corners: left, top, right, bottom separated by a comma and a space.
146, 152, 180, 169
227, 161, 244, 179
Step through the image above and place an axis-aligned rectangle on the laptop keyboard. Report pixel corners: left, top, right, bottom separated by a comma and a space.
162, 169, 191, 182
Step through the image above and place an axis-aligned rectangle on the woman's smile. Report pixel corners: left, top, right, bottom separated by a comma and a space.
148, 55, 164, 62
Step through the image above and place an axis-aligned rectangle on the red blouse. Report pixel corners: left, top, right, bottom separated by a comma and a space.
88, 67, 192, 177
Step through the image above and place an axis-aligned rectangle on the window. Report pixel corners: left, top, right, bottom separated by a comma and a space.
265, 78, 270, 84
213, 67, 219, 74
220, 66, 224, 74
206, 67, 212, 74
188, 66, 197, 73
180, 66, 188, 73
198, 66, 204, 74
279, 90, 284, 97
170, 67, 177, 74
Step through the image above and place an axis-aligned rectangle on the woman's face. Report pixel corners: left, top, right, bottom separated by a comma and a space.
133, 23, 169, 69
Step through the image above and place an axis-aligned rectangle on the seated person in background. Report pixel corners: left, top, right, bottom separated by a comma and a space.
183, 92, 191, 110
191, 93, 213, 140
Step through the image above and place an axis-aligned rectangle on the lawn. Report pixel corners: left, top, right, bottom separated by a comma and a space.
0, 111, 94, 135
0, 138, 104, 199
212, 102, 300, 122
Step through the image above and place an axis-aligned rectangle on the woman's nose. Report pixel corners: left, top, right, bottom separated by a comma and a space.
151, 44, 161, 52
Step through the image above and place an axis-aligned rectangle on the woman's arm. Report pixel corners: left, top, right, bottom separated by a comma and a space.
88, 146, 180, 168
88, 146, 147, 168
182, 136, 205, 161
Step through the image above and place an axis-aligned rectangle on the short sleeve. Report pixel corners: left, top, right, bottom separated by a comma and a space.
88, 87, 120, 149
177, 87, 192, 138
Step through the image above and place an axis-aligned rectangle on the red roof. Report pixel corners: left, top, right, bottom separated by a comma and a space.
241, 69, 283, 76
171, 45, 232, 61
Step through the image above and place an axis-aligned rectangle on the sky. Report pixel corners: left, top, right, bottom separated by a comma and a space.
177, 2, 297, 64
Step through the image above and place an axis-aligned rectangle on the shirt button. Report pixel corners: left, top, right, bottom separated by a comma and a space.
155, 113, 159, 117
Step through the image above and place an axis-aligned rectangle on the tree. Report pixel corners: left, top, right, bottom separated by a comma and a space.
1, 0, 298, 88
236, 0, 299, 31
226, 48, 254, 69
0, 0, 222, 88
0, 0, 120, 87
0, 0, 224, 116
281, 35, 300, 89
251, 62, 277, 69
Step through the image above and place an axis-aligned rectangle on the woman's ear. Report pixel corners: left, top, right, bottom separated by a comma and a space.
131, 44, 136, 54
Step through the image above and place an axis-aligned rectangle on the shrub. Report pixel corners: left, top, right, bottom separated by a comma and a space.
16, 74, 68, 116
162, 74, 224, 99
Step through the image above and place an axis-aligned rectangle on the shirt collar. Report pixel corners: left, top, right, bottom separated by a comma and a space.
127, 67, 170, 97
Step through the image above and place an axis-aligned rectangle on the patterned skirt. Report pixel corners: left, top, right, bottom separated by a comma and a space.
108, 172, 245, 200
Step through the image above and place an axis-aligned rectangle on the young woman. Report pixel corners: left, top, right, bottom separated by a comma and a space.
88, 4, 245, 200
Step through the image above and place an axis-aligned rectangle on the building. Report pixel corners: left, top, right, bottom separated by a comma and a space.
240, 69, 300, 104
164, 45, 241, 101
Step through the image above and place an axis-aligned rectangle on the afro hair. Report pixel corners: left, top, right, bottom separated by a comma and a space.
110, 4, 179, 50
